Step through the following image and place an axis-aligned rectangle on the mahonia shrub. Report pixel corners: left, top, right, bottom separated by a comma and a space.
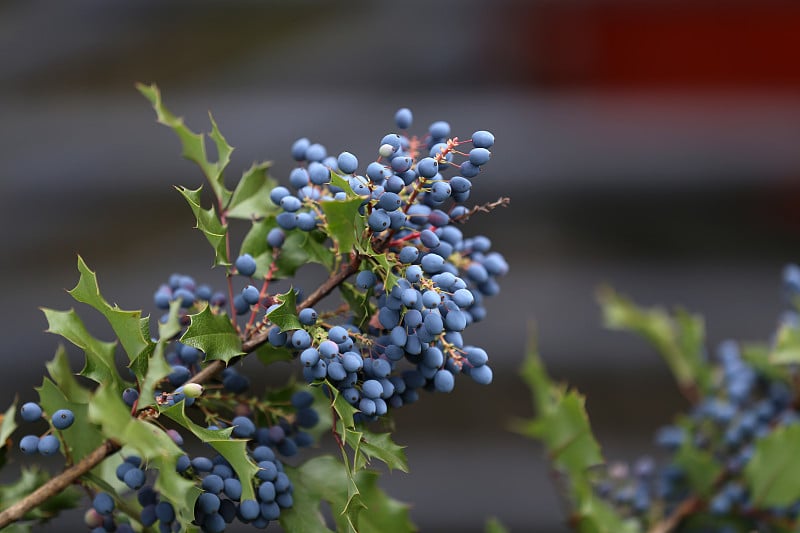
519, 270, 800, 533
0, 84, 508, 532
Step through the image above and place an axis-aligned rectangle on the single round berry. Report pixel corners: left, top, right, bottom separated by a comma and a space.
337, 151, 358, 174
93, 492, 115, 515
394, 108, 413, 129
298, 308, 318, 326
234, 254, 257, 277
51, 409, 75, 430
19, 435, 40, 455
20, 402, 42, 422
37, 434, 60, 456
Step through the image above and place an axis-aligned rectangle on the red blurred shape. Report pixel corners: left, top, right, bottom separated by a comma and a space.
521, 2, 800, 89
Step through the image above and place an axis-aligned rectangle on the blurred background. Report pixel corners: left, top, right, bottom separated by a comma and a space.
3, 0, 800, 531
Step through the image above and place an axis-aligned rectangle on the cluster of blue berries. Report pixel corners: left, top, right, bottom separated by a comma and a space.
17, 402, 74, 456
594, 266, 800, 530
231, 108, 505, 421
153, 273, 226, 323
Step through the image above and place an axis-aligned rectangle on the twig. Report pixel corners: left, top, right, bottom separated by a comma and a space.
0, 440, 120, 527
648, 497, 701, 533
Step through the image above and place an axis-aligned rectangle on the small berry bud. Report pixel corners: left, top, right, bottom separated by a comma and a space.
182, 383, 203, 398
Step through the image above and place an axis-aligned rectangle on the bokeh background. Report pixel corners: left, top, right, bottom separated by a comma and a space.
3, 1, 800, 531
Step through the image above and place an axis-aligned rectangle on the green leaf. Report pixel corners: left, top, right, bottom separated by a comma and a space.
743, 342, 791, 382
281, 456, 414, 533
160, 402, 259, 501
0, 467, 82, 523
177, 185, 229, 267
357, 429, 409, 473
68, 256, 153, 361
321, 196, 365, 253
598, 287, 711, 395
180, 304, 243, 363
45, 345, 91, 403
573, 483, 642, 533
267, 289, 302, 332
339, 282, 376, 331
744, 423, 800, 507
42, 308, 124, 393
517, 342, 637, 533
673, 440, 722, 497
36, 378, 104, 462
255, 343, 294, 366
133, 299, 182, 409
138, 83, 232, 205
485, 517, 509, 533
363, 252, 399, 292
226, 161, 280, 219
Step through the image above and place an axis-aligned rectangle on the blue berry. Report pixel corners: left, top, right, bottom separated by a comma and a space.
337, 151, 358, 174
242, 285, 260, 306
298, 308, 318, 326
394, 108, 413, 129
19, 435, 40, 455
471, 130, 495, 148
51, 409, 74, 430
93, 492, 115, 515
235, 254, 257, 277
20, 402, 42, 422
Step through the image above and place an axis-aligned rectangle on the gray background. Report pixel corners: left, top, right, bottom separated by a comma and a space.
3, 1, 800, 531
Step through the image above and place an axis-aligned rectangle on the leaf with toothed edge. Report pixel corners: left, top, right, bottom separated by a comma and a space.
41, 307, 125, 394
132, 299, 182, 409
180, 304, 243, 363
177, 185, 229, 267
69, 256, 154, 362
267, 289, 302, 332
226, 161, 281, 220
138, 83, 232, 206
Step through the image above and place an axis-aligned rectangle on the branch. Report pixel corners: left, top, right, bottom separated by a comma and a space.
0, 440, 120, 527
648, 497, 701, 533
1, 253, 366, 527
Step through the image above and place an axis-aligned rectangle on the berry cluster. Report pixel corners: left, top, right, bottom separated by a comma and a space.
231, 108, 505, 421
17, 402, 74, 456
593, 265, 800, 530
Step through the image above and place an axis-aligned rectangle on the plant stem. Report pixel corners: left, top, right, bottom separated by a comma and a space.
0, 440, 120, 527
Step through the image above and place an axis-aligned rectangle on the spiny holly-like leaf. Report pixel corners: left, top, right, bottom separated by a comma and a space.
138, 83, 232, 205
87, 384, 199, 523
573, 483, 642, 533
180, 304, 243, 363
134, 298, 182, 409
339, 282, 375, 331
674, 440, 722, 497
45, 345, 91, 403
177, 185, 229, 266
598, 287, 711, 395
517, 342, 636, 533
36, 378, 104, 462
0, 467, 82, 524
281, 456, 414, 533
226, 161, 280, 219
41, 308, 124, 393
160, 402, 259, 501
363, 252, 399, 292
356, 429, 409, 473
517, 343, 602, 473
744, 423, 800, 507
267, 289, 302, 332
321, 196, 365, 254
255, 343, 294, 366
68, 256, 153, 361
